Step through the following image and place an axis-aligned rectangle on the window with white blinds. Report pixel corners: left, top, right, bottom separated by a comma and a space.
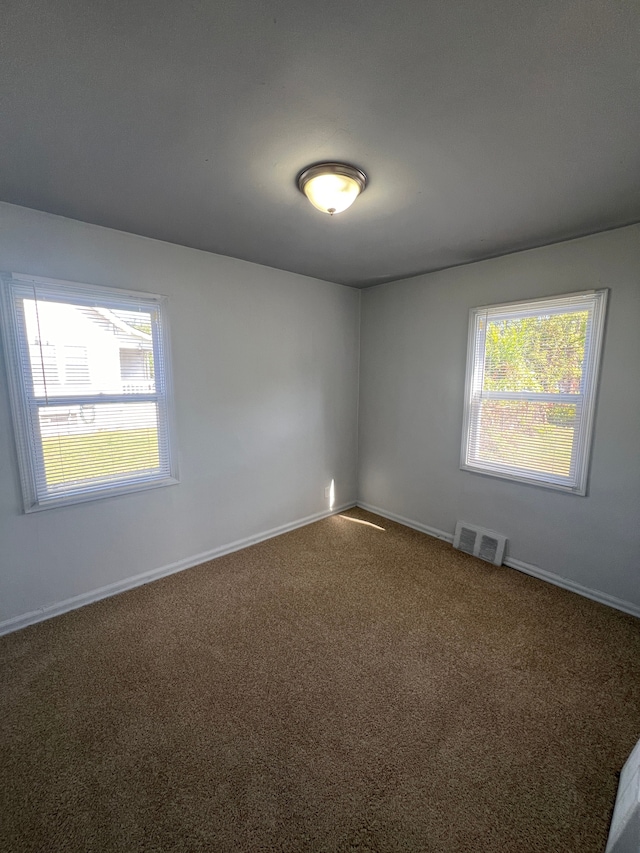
461, 290, 608, 495
0, 273, 178, 511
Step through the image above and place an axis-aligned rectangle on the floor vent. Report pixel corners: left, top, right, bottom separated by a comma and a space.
453, 522, 507, 566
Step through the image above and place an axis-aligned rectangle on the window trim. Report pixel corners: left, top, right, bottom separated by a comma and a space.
460, 289, 608, 496
0, 272, 179, 512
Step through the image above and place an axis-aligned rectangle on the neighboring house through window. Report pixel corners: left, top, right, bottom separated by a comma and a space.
0, 273, 178, 511
461, 290, 608, 495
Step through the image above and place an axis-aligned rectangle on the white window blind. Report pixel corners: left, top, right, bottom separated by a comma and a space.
461, 290, 608, 494
0, 273, 178, 511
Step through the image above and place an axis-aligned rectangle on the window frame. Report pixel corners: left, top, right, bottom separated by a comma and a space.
460, 289, 608, 496
0, 272, 179, 512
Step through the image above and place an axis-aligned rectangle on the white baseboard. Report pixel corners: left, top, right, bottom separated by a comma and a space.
357, 502, 455, 543
357, 502, 640, 620
503, 557, 640, 619
0, 502, 356, 637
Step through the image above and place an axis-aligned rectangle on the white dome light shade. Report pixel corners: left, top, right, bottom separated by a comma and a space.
303, 173, 360, 214
297, 163, 367, 215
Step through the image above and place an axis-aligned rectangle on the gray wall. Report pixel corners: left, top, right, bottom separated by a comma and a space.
0, 202, 360, 625
358, 225, 640, 609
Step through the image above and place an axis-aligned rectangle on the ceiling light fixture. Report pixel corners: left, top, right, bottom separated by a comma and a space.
297, 162, 367, 215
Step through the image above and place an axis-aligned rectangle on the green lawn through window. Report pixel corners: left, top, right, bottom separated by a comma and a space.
42, 429, 160, 486
476, 423, 574, 476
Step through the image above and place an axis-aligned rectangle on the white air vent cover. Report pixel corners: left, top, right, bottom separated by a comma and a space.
453, 521, 507, 566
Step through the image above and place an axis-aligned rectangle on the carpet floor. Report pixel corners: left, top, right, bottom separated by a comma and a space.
1, 507, 639, 852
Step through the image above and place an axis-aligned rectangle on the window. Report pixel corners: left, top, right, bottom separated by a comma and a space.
0, 273, 178, 511
461, 290, 608, 495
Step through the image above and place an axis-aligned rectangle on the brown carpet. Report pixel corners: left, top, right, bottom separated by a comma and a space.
1, 508, 639, 852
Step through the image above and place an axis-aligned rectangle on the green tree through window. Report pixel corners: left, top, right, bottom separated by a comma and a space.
462, 291, 607, 494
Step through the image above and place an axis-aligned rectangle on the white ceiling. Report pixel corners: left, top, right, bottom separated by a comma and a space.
1, 0, 639, 287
